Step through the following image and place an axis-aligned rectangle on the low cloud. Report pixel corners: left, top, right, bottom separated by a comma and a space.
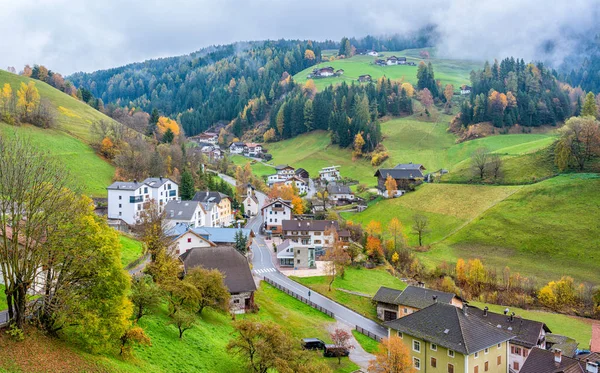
0, 0, 598, 74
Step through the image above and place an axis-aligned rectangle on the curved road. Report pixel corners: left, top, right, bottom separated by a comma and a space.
219, 172, 388, 340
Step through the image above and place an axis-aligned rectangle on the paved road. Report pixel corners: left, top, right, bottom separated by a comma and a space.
219, 172, 388, 340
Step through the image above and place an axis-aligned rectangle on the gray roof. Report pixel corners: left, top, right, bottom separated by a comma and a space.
191, 227, 254, 244
164, 200, 202, 220
546, 334, 579, 358
374, 168, 424, 180
327, 184, 352, 195
143, 177, 173, 188
281, 220, 339, 232
180, 246, 256, 294
193, 191, 230, 204
230, 142, 245, 147
392, 285, 457, 309
384, 303, 514, 355
394, 163, 424, 170
275, 164, 294, 170
372, 286, 403, 304
520, 347, 586, 373
469, 306, 549, 349
107, 181, 143, 190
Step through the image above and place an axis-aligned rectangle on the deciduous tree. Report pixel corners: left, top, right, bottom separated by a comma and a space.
186, 267, 230, 314
329, 328, 354, 364
16, 81, 40, 120
120, 326, 151, 356
169, 309, 196, 339
419, 88, 433, 109
412, 214, 430, 247
130, 275, 162, 322
353, 133, 365, 158
387, 218, 406, 250
555, 116, 600, 170
369, 336, 414, 373
365, 236, 384, 263
385, 175, 397, 198
582, 92, 598, 118
471, 147, 490, 179
292, 195, 304, 215
156, 116, 180, 136
366, 220, 382, 237
323, 229, 350, 288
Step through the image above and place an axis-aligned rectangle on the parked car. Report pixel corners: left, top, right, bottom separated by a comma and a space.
301, 338, 325, 350
323, 344, 350, 357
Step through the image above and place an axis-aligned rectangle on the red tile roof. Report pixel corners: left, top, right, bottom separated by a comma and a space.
592, 324, 600, 353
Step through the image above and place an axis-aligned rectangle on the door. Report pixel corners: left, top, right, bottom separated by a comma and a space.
384, 310, 397, 321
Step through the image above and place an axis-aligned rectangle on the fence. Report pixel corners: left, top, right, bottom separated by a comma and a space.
263, 277, 335, 318
355, 325, 382, 342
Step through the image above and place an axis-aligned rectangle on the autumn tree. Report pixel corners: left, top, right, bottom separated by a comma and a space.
303, 80, 317, 98
412, 214, 430, 247
235, 163, 253, 201
268, 184, 295, 201
385, 174, 398, 198
346, 242, 363, 265
22, 65, 32, 77
456, 258, 467, 285
369, 336, 414, 373
100, 137, 116, 159
120, 326, 151, 356
304, 49, 316, 61
538, 276, 578, 311
582, 92, 598, 118
365, 236, 384, 263
330, 328, 354, 364
366, 220, 382, 238
135, 201, 173, 263
443, 84, 454, 113
0, 83, 15, 121
185, 267, 230, 314
353, 133, 366, 158
16, 81, 40, 121
157, 116, 180, 137
555, 116, 600, 170
401, 82, 414, 97
387, 218, 406, 251
130, 275, 162, 322
323, 229, 351, 289
488, 90, 508, 126
419, 88, 433, 109
471, 147, 490, 179
292, 195, 304, 215
466, 259, 486, 295
316, 189, 329, 211
263, 128, 276, 142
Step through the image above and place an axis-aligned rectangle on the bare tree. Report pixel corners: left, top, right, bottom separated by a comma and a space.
0, 136, 74, 329
488, 154, 503, 181
412, 214, 430, 247
471, 147, 490, 180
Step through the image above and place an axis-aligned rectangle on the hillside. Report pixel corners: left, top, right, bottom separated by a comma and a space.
293, 48, 481, 91
0, 70, 121, 197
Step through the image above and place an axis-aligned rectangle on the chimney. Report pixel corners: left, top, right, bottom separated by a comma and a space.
483, 306, 488, 316
510, 312, 515, 322
160, 176, 163, 181
504, 308, 509, 315
462, 304, 468, 316
554, 349, 562, 364
586, 360, 599, 373
432, 295, 438, 303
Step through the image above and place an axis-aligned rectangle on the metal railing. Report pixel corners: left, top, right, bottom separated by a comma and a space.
263, 277, 334, 318
355, 325, 382, 342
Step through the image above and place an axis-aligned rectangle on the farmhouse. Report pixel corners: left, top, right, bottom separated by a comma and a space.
190, 131, 218, 145
386, 56, 399, 65
107, 177, 179, 225
229, 142, 245, 154
375, 59, 386, 67
460, 85, 472, 95
326, 183, 355, 205
170, 224, 254, 255
470, 306, 551, 372
367, 50, 379, 56
358, 74, 372, 82
164, 200, 206, 229
335, 69, 344, 76
520, 348, 596, 373
295, 168, 309, 179
267, 164, 296, 186
180, 246, 256, 313
384, 303, 513, 373
243, 184, 260, 216
243, 143, 262, 157
318, 165, 341, 182
373, 285, 462, 322
374, 163, 425, 197
261, 198, 293, 234
279, 175, 308, 195
192, 191, 233, 227
312, 66, 335, 77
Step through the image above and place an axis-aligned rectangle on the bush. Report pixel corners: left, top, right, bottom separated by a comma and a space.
370, 151, 389, 166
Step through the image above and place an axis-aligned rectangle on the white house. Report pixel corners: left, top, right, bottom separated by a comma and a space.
460, 85, 472, 95
261, 198, 292, 234
243, 143, 262, 157
318, 166, 341, 182
367, 51, 378, 56
267, 165, 296, 186
164, 200, 206, 229
326, 183, 355, 204
386, 56, 399, 65
282, 176, 308, 195
243, 184, 260, 216
193, 191, 234, 227
172, 229, 216, 256
229, 142, 245, 154
107, 177, 179, 225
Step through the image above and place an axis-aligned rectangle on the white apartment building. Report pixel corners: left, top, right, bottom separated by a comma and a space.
267, 165, 296, 186
261, 198, 292, 234
318, 166, 341, 182
164, 200, 206, 229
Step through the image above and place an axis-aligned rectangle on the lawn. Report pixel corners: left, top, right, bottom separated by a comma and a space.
291, 266, 406, 321
294, 48, 482, 92
0, 123, 115, 197
352, 330, 380, 354
469, 301, 594, 347
230, 155, 276, 177
119, 234, 144, 268
0, 284, 6, 311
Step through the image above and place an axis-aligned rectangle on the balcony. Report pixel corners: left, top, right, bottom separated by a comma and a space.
129, 196, 143, 203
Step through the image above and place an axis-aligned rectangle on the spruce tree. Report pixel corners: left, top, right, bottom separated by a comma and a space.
582, 92, 598, 118
180, 170, 195, 200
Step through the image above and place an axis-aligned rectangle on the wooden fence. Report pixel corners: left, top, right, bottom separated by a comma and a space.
355, 325, 383, 342
263, 277, 334, 318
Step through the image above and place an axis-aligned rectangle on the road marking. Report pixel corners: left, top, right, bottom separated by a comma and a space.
253, 268, 276, 274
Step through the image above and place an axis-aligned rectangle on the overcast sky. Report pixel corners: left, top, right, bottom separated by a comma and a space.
1, 0, 598, 75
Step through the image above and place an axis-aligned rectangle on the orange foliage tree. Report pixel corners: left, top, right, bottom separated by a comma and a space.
369, 336, 414, 373
156, 116, 180, 136
291, 196, 304, 215
268, 184, 295, 201
365, 236, 383, 262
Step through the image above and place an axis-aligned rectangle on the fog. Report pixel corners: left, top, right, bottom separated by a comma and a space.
1, 0, 598, 74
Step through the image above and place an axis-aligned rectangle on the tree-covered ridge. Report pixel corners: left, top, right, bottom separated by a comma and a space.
460, 58, 573, 128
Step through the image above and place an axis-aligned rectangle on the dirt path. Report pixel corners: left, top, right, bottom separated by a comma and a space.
326, 322, 374, 372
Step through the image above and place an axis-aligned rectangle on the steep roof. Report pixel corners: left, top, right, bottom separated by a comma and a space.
520, 347, 585, 373
261, 198, 292, 211
469, 306, 549, 349
384, 303, 514, 355
107, 181, 144, 191
192, 227, 254, 244
372, 286, 403, 304
327, 184, 352, 195
393, 285, 456, 309
394, 163, 425, 171
374, 168, 424, 180
275, 164, 294, 170
192, 191, 230, 204
143, 177, 175, 188
281, 220, 339, 232
164, 200, 203, 221
180, 246, 256, 294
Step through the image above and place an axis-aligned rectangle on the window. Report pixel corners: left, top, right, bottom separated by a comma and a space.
413, 340, 420, 352
118, 195, 122, 200
297, 259, 300, 264
314, 232, 321, 236
119, 204, 122, 208
513, 362, 519, 370
475, 352, 479, 359
497, 343, 502, 349
448, 350, 455, 358
404, 308, 408, 313
118, 212, 122, 216
144, 187, 148, 194
497, 356, 501, 365
448, 363, 454, 373
431, 344, 437, 351
269, 218, 272, 222
523, 349, 528, 357
515, 347, 521, 355
474, 366, 479, 373
397, 331, 403, 338
297, 250, 300, 254
484, 361, 489, 371
233, 299, 240, 304
187, 238, 192, 243
431, 357, 437, 367
413, 357, 420, 370
484, 348, 489, 354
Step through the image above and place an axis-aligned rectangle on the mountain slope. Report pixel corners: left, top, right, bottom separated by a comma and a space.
0, 70, 122, 197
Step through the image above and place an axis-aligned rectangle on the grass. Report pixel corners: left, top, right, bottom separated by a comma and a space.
0, 123, 115, 197
469, 301, 594, 347
0, 70, 123, 197
119, 235, 144, 268
352, 330, 380, 354
294, 48, 482, 92
230, 155, 276, 177
0, 284, 6, 311
291, 266, 406, 321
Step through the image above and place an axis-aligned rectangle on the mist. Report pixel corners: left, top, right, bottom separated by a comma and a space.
1, 0, 598, 74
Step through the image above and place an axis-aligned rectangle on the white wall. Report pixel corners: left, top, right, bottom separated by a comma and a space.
174, 231, 213, 255
107, 188, 142, 225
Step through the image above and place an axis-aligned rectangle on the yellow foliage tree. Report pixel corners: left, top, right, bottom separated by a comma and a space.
16, 81, 40, 118
100, 137, 116, 159
385, 175, 397, 198
365, 220, 382, 237
369, 336, 414, 373
387, 217, 406, 249
263, 128, 276, 142
304, 50, 316, 60
401, 82, 415, 97
1, 83, 13, 114
353, 133, 365, 159
156, 116, 180, 136
456, 258, 466, 284
292, 196, 304, 215
303, 80, 317, 97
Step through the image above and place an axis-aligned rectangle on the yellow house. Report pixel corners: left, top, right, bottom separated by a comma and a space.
384, 303, 513, 373
193, 191, 234, 227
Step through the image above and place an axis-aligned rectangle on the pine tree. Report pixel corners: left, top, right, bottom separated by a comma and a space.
180, 170, 195, 200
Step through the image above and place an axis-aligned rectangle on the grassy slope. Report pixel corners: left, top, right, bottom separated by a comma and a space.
294, 48, 482, 91
352, 330, 380, 354
119, 235, 144, 268
292, 267, 406, 321
0, 71, 122, 197
0, 284, 6, 311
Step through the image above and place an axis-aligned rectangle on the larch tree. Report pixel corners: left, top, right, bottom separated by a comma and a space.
387, 218, 406, 251
385, 174, 398, 198
292, 196, 304, 215
353, 133, 366, 158
400, 82, 415, 97
16, 81, 40, 121
368, 336, 414, 373
582, 92, 598, 118
304, 49, 316, 61
443, 84, 454, 113
365, 220, 382, 238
